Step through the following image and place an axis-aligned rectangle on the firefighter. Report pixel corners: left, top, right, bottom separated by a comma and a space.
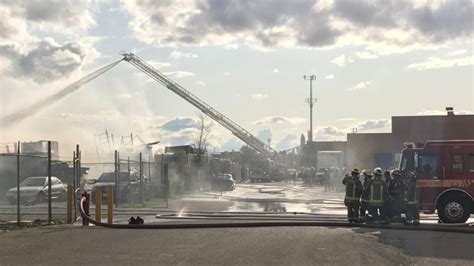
324, 168, 331, 191
388, 169, 405, 222
383, 170, 391, 184
342, 168, 363, 223
360, 169, 372, 222
404, 172, 420, 225
367, 167, 389, 224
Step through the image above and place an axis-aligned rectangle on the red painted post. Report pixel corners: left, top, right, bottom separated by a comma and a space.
82, 192, 90, 226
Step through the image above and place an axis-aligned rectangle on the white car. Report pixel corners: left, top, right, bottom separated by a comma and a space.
6, 176, 67, 205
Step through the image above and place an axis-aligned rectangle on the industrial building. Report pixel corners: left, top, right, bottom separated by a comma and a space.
302, 108, 474, 170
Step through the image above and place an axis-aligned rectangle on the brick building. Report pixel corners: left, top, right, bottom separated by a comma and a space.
346, 111, 474, 170
300, 109, 474, 171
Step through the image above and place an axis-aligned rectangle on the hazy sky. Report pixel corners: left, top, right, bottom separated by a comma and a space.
0, 0, 473, 158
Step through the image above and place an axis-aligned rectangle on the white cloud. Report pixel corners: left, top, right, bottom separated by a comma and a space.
148, 60, 171, 69
355, 51, 378, 59
348, 81, 371, 92
196, 80, 206, 87
275, 134, 298, 150
116, 93, 132, 99
163, 71, 195, 78
2, 1, 95, 37
122, 1, 472, 52
407, 56, 474, 71
273, 68, 279, 73
355, 119, 391, 131
169, 50, 198, 60
0, 38, 91, 84
314, 126, 347, 141
254, 116, 305, 125
325, 74, 335, 79
251, 93, 268, 101
224, 43, 239, 50
448, 49, 467, 56
331, 54, 354, 67
223, 72, 230, 76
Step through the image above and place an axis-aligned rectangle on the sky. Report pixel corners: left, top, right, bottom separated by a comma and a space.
0, 0, 473, 159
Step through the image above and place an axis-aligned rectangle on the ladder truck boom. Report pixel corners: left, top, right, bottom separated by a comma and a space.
120, 52, 272, 157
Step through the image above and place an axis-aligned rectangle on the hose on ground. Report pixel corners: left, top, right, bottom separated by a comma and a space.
79, 196, 474, 234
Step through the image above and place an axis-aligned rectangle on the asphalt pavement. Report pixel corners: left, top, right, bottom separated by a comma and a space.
1, 224, 473, 265
1, 181, 474, 265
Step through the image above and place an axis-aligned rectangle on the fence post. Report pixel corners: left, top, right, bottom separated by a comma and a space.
67, 185, 73, 223
95, 189, 101, 222
47, 141, 52, 224
16, 141, 20, 224
73, 150, 76, 219
164, 163, 169, 208
148, 155, 151, 185
127, 156, 130, 203
107, 186, 113, 224
140, 152, 144, 206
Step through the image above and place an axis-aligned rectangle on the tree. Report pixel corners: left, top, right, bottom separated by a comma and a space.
194, 113, 214, 163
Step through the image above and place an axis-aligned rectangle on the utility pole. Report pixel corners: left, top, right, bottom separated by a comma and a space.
304, 75, 317, 143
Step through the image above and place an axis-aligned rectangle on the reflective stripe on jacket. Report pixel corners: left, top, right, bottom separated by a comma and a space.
345, 178, 359, 201
368, 179, 384, 205
405, 181, 419, 204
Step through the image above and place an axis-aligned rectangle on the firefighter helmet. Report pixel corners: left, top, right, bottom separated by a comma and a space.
351, 168, 360, 175
373, 167, 383, 176
392, 169, 402, 177
362, 169, 372, 176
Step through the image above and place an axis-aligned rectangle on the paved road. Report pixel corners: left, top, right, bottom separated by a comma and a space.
1, 224, 473, 265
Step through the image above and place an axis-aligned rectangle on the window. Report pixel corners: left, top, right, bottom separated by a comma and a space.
452, 154, 463, 173
399, 154, 408, 172
417, 154, 438, 174
52, 178, 62, 185
469, 154, 474, 172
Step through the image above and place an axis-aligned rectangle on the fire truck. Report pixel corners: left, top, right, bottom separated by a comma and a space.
399, 140, 474, 223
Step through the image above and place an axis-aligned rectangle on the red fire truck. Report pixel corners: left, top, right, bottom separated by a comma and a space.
399, 140, 474, 223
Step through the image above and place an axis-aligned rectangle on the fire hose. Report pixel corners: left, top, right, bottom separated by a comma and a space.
79, 194, 474, 233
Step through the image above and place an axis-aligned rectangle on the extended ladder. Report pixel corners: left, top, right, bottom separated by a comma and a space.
121, 52, 272, 157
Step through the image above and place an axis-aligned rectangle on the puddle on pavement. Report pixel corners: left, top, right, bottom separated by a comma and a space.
227, 201, 313, 213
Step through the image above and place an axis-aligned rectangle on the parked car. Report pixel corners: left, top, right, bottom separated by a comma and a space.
212, 173, 236, 191
90, 171, 148, 203
6, 176, 67, 205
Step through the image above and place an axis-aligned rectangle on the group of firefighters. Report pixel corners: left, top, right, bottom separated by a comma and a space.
342, 167, 420, 225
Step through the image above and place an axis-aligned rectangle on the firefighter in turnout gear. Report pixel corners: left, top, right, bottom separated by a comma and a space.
388, 169, 405, 222
360, 170, 373, 222
342, 168, 363, 223
367, 167, 389, 223
404, 172, 420, 225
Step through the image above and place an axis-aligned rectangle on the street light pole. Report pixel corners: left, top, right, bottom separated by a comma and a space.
304, 75, 317, 143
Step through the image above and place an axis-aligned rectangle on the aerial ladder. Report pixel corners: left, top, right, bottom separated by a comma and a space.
120, 52, 273, 157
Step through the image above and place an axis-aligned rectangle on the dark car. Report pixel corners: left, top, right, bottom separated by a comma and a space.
90, 171, 148, 203
212, 173, 236, 191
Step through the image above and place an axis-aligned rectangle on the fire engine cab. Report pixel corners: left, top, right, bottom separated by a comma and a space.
399, 140, 474, 223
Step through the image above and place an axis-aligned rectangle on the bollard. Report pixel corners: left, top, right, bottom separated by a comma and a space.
66, 185, 74, 224
95, 189, 102, 222
82, 192, 90, 226
107, 186, 113, 224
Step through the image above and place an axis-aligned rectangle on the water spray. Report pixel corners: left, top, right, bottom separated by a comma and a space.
0, 59, 123, 128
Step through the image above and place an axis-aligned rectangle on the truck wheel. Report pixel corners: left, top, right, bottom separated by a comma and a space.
437, 196, 470, 223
